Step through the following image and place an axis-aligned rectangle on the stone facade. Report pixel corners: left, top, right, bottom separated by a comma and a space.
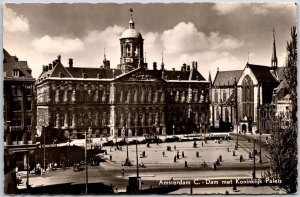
35, 16, 210, 139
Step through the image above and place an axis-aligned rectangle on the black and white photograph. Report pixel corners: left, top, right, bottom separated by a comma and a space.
3, 2, 297, 195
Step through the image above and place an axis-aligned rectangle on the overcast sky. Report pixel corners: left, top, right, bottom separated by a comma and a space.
3, 3, 297, 80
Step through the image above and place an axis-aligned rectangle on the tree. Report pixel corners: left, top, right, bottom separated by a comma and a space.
265, 26, 297, 193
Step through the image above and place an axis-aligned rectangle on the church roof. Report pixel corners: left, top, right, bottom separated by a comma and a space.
3, 49, 34, 80
246, 63, 278, 83
213, 70, 243, 86
275, 67, 285, 81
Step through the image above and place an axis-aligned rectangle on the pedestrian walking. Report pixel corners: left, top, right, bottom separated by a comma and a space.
233, 150, 235, 156
202, 141, 203, 147
162, 151, 165, 157
121, 168, 124, 176
240, 154, 243, 162
110, 155, 112, 161
185, 161, 188, 168
174, 156, 177, 162
227, 147, 230, 152
174, 145, 176, 150
182, 151, 184, 158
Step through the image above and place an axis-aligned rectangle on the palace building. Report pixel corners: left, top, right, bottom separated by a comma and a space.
35, 14, 210, 139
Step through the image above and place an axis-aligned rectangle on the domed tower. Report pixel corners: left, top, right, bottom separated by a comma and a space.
119, 9, 144, 73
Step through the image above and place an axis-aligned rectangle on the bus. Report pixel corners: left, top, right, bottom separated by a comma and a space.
207, 132, 231, 140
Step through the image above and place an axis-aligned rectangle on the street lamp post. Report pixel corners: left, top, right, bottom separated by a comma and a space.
253, 138, 256, 179
126, 126, 129, 164
259, 132, 262, 164
85, 127, 90, 195
26, 150, 29, 188
234, 78, 239, 148
43, 126, 46, 173
172, 124, 175, 136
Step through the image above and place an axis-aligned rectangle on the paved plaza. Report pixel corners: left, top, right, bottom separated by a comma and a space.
16, 133, 278, 194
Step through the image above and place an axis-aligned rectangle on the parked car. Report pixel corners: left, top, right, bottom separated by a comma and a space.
116, 140, 127, 146
102, 140, 115, 146
73, 163, 83, 172
164, 136, 180, 142
128, 140, 140, 145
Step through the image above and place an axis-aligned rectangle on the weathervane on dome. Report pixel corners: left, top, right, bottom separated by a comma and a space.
129, 8, 133, 18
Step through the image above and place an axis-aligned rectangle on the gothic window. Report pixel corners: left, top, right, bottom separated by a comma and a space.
242, 75, 254, 118
225, 108, 229, 122
214, 90, 218, 103
216, 107, 220, 121
223, 91, 227, 103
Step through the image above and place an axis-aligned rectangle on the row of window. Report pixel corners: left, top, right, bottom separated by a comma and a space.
10, 117, 32, 126
11, 100, 32, 111
214, 107, 231, 122
213, 89, 234, 103
10, 85, 32, 96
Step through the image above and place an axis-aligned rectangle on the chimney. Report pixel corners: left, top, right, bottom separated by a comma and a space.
57, 54, 61, 63
45, 65, 49, 71
172, 68, 175, 71
183, 63, 186, 71
153, 62, 157, 70
187, 65, 190, 72
69, 58, 73, 68
52, 60, 56, 66
195, 61, 198, 70
49, 63, 53, 70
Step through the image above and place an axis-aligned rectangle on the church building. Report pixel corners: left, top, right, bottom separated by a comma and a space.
211, 30, 289, 134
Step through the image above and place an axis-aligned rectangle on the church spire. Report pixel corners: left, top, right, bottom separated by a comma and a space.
160, 51, 165, 70
208, 71, 212, 84
271, 28, 278, 68
104, 47, 106, 60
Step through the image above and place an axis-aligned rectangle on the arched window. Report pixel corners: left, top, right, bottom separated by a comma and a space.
223, 91, 227, 103
225, 108, 229, 122
216, 107, 220, 121
214, 91, 218, 103
242, 75, 254, 119
126, 44, 131, 56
